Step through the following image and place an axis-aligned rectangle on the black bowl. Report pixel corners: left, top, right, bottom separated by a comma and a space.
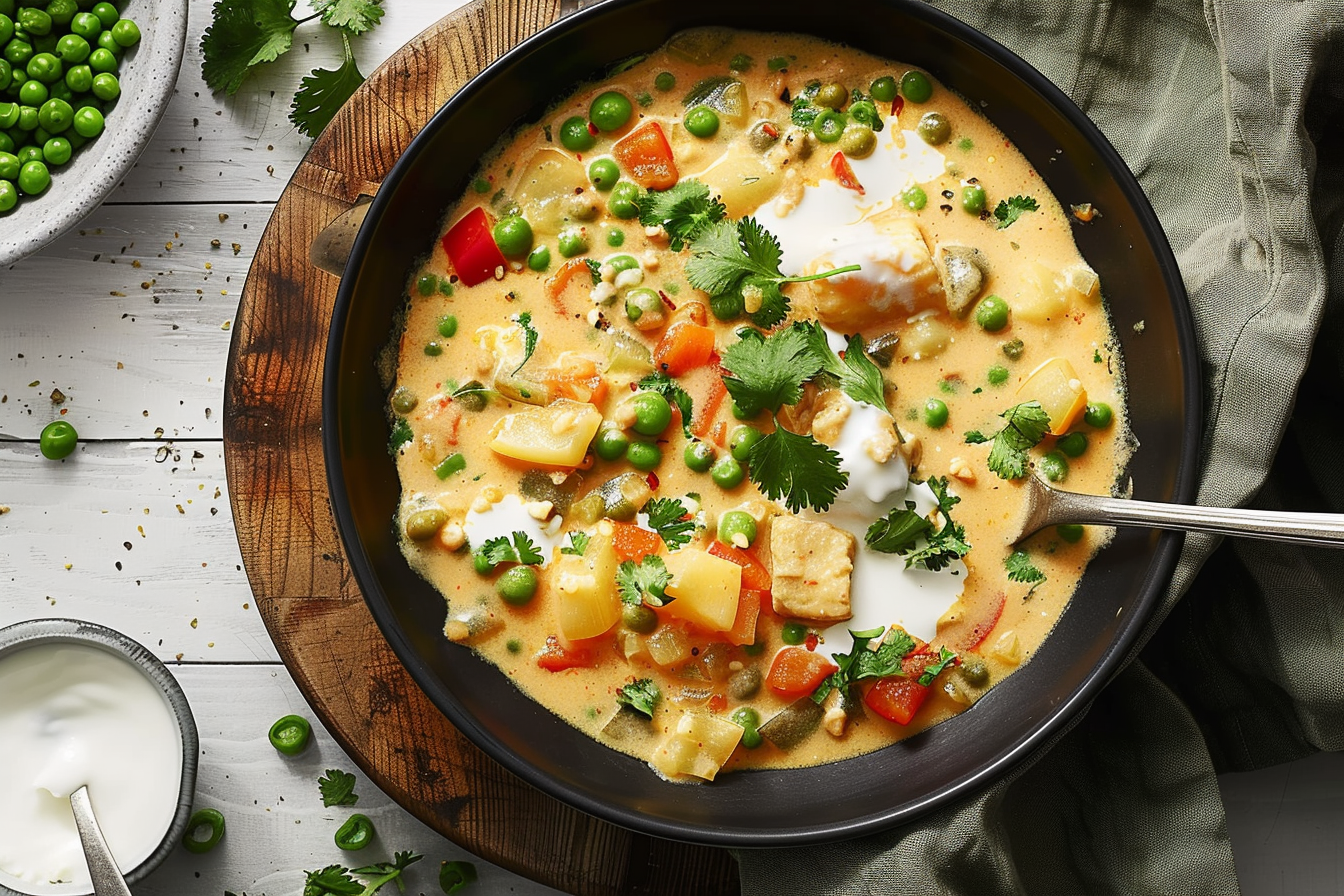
324, 0, 1199, 846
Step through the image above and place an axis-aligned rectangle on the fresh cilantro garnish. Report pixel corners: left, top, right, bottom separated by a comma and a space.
560, 532, 589, 556
789, 80, 822, 127
318, 769, 359, 807
643, 497, 697, 550
993, 195, 1039, 229
312, 0, 384, 32
616, 678, 661, 718
865, 501, 931, 554
303, 865, 363, 896
812, 625, 919, 703
511, 311, 538, 374
917, 646, 958, 686
865, 478, 970, 571
749, 427, 847, 513
290, 32, 365, 138
720, 325, 818, 417
638, 371, 695, 438
636, 179, 726, 251
1006, 549, 1045, 590
387, 418, 412, 455
616, 556, 671, 607
966, 401, 1050, 480
685, 219, 860, 328
584, 258, 602, 284
304, 851, 423, 896
479, 531, 544, 567
802, 326, 888, 410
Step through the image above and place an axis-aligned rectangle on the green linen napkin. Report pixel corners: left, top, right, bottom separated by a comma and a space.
738, 0, 1344, 891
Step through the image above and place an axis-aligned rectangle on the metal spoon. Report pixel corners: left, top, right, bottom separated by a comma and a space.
68, 786, 133, 896
1010, 474, 1344, 547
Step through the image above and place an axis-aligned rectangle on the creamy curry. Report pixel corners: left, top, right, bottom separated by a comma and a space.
388, 29, 1128, 781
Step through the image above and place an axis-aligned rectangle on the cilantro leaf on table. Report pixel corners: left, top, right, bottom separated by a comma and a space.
200, 0, 298, 95
993, 195, 1039, 229
643, 497, 697, 550
967, 401, 1050, 480
616, 678, 661, 718
638, 372, 695, 438
917, 646, 958, 686
479, 531, 544, 567
318, 769, 359, 807
616, 556, 672, 607
312, 0, 384, 34
305, 850, 423, 896
812, 625, 918, 703
636, 179, 726, 251
560, 532, 589, 556
720, 325, 820, 417
749, 427, 847, 513
1006, 549, 1045, 590
290, 33, 365, 138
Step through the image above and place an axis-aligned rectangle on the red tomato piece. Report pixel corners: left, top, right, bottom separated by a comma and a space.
830, 152, 865, 194
612, 121, 678, 191
441, 206, 506, 287
863, 676, 930, 725
707, 542, 771, 591
653, 321, 716, 376
766, 647, 838, 698
536, 635, 594, 672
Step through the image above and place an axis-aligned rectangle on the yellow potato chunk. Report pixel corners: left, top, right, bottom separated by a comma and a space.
489, 399, 602, 468
552, 532, 620, 641
650, 712, 744, 781
514, 148, 587, 237
1015, 261, 1099, 323
697, 153, 782, 218
663, 549, 742, 632
1017, 357, 1087, 434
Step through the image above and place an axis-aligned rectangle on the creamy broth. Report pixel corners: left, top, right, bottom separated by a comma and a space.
390, 30, 1128, 780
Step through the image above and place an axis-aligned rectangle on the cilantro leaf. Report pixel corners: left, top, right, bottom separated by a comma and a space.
789, 81, 822, 127
318, 769, 359, 807
638, 372, 695, 438
801, 325, 888, 410
585, 258, 602, 284
902, 476, 971, 572
560, 532, 589, 556
813, 625, 918, 703
973, 401, 1050, 480
511, 311, 538, 374
304, 865, 363, 896
865, 502, 932, 554
312, 0, 384, 34
749, 428, 847, 513
917, 646, 958, 686
479, 531, 544, 567
616, 556, 672, 607
685, 219, 760, 295
720, 325, 820, 417
636, 179, 726, 251
963, 429, 989, 444
290, 32, 364, 138
308, 851, 423, 896
616, 678, 661, 718
200, 0, 298, 95
993, 195, 1039, 229
1006, 549, 1045, 588
388, 418, 412, 455
643, 497, 697, 550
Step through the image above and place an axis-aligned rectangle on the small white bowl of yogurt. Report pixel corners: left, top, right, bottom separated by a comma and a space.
0, 619, 198, 896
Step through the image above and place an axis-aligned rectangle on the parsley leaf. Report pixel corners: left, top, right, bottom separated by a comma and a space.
865, 501, 932, 554
970, 401, 1051, 480
290, 32, 365, 138
749, 428, 848, 513
616, 678, 661, 718
993, 195, 1039, 229
511, 311, 538, 374
902, 477, 971, 572
560, 532, 589, 556
917, 646, 958, 686
813, 625, 918, 703
479, 531, 544, 567
616, 556, 672, 607
636, 179, 726, 251
720, 325, 819, 417
200, 0, 298, 95
643, 497, 697, 550
312, 0, 384, 34
318, 769, 359, 807
1006, 549, 1045, 589
638, 372, 695, 438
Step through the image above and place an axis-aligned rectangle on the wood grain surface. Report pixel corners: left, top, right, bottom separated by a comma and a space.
220, 2, 739, 893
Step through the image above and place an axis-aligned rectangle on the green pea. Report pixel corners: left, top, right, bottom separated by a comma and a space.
729, 53, 752, 72
901, 184, 927, 211
900, 70, 933, 103
605, 228, 624, 247
16, 7, 50, 35
1038, 450, 1069, 482
814, 82, 848, 109
472, 548, 495, 575
974, 295, 1010, 332
17, 145, 42, 165
97, 33, 124, 59
90, 70, 117, 100
63, 61, 89, 91
526, 244, 551, 272
624, 287, 664, 327
654, 71, 675, 91
607, 181, 640, 219
45, 0, 76, 27
710, 290, 744, 321
497, 566, 539, 605
1056, 523, 1085, 543
32, 126, 53, 147
90, 2, 117, 29
54, 32, 87, 62
730, 706, 760, 729
0, 150, 16, 179
18, 105, 39, 130
730, 400, 757, 421
922, 398, 949, 428
684, 105, 719, 138
1056, 432, 1088, 458
492, 215, 533, 258
594, 425, 629, 461
728, 425, 762, 462
110, 18, 139, 47
589, 90, 632, 132
69, 11, 99, 38
0, 13, 11, 45
869, 75, 898, 102
812, 109, 846, 143
390, 386, 417, 414
781, 621, 807, 645
557, 228, 588, 258
0, 135, 12, 156
436, 315, 458, 338
1084, 402, 1113, 428
987, 365, 1009, 386
683, 440, 715, 473
0, 178, 16, 212
605, 254, 639, 275
559, 114, 595, 152
588, 157, 619, 191
86, 46, 114, 72
42, 135, 69, 165
71, 104, 101, 137
622, 603, 658, 633
625, 440, 661, 471
18, 78, 47, 105
960, 660, 990, 688
0, 102, 16, 130
710, 455, 744, 489
1001, 338, 1025, 361
717, 510, 757, 548
838, 125, 876, 158
415, 273, 437, 296
0, 59, 10, 92
16, 158, 48, 193
423, 341, 443, 357
27, 51, 61, 82
916, 112, 950, 145
37, 97, 70, 132
39, 419, 77, 458
961, 183, 987, 215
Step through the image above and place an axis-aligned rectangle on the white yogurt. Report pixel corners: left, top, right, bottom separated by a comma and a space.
0, 643, 182, 892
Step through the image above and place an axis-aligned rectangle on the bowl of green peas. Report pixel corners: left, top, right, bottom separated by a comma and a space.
0, 0, 187, 266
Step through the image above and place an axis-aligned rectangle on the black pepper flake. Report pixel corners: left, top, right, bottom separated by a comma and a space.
939, 204, 953, 214
780, 87, 791, 102
123, 542, 132, 551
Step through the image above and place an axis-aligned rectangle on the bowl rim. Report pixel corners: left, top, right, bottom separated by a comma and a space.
323, 0, 1201, 846
0, 618, 200, 896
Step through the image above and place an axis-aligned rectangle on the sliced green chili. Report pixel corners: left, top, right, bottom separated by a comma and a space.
334, 813, 375, 850
182, 807, 225, 854
440, 860, 479, 893
268, 713, 311, 755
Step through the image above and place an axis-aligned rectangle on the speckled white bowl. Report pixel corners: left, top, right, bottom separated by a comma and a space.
0, 0, 188, 267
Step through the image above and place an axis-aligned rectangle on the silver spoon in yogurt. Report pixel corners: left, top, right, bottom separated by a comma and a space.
68, 786, 133, 896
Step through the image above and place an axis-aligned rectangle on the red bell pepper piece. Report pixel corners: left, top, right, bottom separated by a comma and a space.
863, 675, 930, 725
441, 206, 506, 287
613, 121, 678, 191
536, 634, 594, 672
707, 541, 771, 591
766, 646, 839, 698
725, 588, 763, 647
610, 522, 663, 563
830, 152, 865, 195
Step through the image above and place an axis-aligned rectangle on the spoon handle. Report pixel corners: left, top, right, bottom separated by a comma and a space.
69, 786, 134, 896
1046, 488, 1344, 548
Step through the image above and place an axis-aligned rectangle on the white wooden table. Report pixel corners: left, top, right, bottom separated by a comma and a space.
0, 1, 1340, 893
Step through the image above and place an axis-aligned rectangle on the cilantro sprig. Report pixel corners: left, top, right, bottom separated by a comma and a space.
898, 477, 971, 572
511, 311, 538, 374
201, 0, 385, 137
318, 768, 359, 807
616, 678, 661, 718
303, 851, 422, 896
559, 532, 589, 556
616, 556, 672, 607
1006, 549, 1046, 593
685, 218, 861, 328
642, 497, 697, 550
812, 625, 918, 704
964, 401, 1050, 480
636, 179, 726, 251
993, 195, 1039, 229
476, 531, 544, 568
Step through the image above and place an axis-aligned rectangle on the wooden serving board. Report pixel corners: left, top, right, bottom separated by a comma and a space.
221, 2, 739, 893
